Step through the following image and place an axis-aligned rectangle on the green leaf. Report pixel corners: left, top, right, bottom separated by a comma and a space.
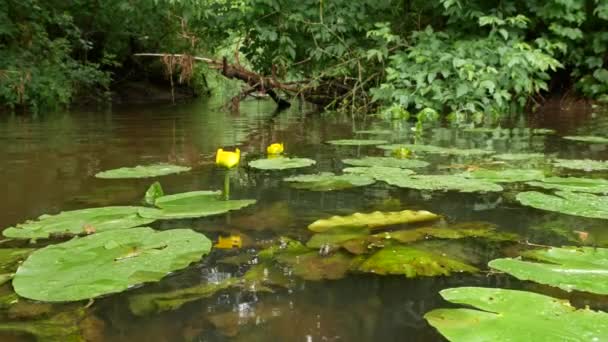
381, 174, 504, 193
275, 251, 357, 281
490, 246, 608, 294
326, 139, 388, 146
342, 157, 429, 169
377, 144, 494, 156
463, 169, 545, 183
343, 166, 415, 181
3, 207, 156, 240
248, 157, 316, 170
308, 209, 440, 232
527, 177, 608, 194
0, 308, 87, 341
356, 246, 478, 277
425, 287, 608, 342
13, 227, 211, 302
493, 153, 545, 161
306, 226, 371, 249
516, 191, 608, 219
140, 191, 256, 219
283, 172, 375, 191
144, 181, 164, 206
563, 135, 608, 143
553, 159, 608, 171
95, 164, 191, 179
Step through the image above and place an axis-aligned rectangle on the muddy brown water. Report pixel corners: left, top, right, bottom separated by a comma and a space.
0, 98, 607, 341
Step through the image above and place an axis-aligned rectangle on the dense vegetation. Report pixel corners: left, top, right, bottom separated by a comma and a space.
1, 0, 607, 116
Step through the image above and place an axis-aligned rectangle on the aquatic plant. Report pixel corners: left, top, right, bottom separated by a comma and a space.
248, 157, 316, 170
516, 191, 608, 219
216, 148, 241, 169
342, 156, 428, 169
326, 139, 388, 146
283, 172, 375, 191
266, 143, 284, 155
139, 190, 256, 219
95, 164, 191, 179
308, 209, 440, 232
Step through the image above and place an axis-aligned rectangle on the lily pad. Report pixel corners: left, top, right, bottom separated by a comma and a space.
13, 227, 211, 302
248, 157, 316, 170
95, 163, 191, 179
377, 144, 493, 156
425, 287, 608, 342
342, 156, 429, 169
3, 206, 156, 240
382, 174, 503, 193
326, 139, 388, 146
516, 191, 608, 219
563, 135, 608, 143
489, 246, 608, 295
144, 181, 164, 206
493, 153, 546, 161
464, 169, 545, 183
283, 172, 375, 191
139, 191, 256, 219
527, 176, 608, 194
356, 246, 478, 277
343, 166, 415, 181
308, 209, 440, 232
553, 159, 608, 171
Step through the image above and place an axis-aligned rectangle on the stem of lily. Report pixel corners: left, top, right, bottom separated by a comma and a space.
223, 171, 230, 200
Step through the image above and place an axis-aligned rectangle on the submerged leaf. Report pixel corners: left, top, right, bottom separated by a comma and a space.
144, 181, 164, 206
516, 191, 608, 219
489, 246, 608, 295
306, 226, 371, 249
342, 157, 429, 169
563, 135, 608, 143
95, 163, 191, 179
553, 159, 608, 171
13, 227, 211, 302
425, 287, 608, 342
356, 246, 478, 277
527, 176, 608, 194
248, 157, 316, 170
140, 191, 255, 219
284, 172, 375, 191
3, 206, 156, 240
377, 144, 493, 156
464, 168, 545, 183
326, 139, 388, 146
275, 251, 356, 281
0, 308, 87, 342
308, 209, 440, 232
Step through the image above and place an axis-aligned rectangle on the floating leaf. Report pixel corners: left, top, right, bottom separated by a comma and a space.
248, 157, 316, 170
516, 191, 608, 219
382, 174, 503, 192
144, 181, 164, 206
527, 176, 608, 194
3, 207, 156, 240
563, 135, 608, 143
356, 246, 478, 277
326, 139, 388, 146
308, 209, 440, 232
283, 172, 375, 191
425, 287, 608, 342
139, 191, 256, 219
342, 156, 429, 168
95, 163, 191, 179
493, 153, 546, 161
489, 246, 608, 295
343, 166, 415, 181
464, 169, 545, 183
553, 159, 608, 171
377, 144, 493, 156
13, 227, 211, 302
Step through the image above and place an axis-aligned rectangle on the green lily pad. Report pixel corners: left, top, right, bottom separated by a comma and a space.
139, 191, 256, 219
563, 135, 608, 143
377, 144, 493, 156
342, 157, 429, 169
425, 287, 608, 342
248, 157, 316, 170
489, 246, 608, 295
144, 181, 164, 206
3, 206, 156, 240
553, 159, 608, 171
308, 209, 440, 232
326, 139, 388, 146
356, 246, 478, 277
283, 172, 375, 191
464, 169, 545, 183
343, 166, 415, 181
13, 227, 211, 302
95, 163, 191, 179
129, 277, 238, 316
493, 153, 546, 161
516, 191, 608, 219
527, 176, 608, 194
382, 174, 504, 193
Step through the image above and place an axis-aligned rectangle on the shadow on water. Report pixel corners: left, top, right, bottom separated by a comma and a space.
0, 97, 607, 341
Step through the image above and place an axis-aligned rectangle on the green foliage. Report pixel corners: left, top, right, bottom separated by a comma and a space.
95, 164, 191, 179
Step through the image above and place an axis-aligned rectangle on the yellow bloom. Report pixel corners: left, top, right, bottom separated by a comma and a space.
216, 148, 240, 168
214, 235, 243, 249
392, 147, 412, 159
266, 142, 284, 155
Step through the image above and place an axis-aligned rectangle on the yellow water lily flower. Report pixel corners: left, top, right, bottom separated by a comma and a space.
392, 147, 412, 159
267, 142, 284, 155
214, 235, 243, 249
216, 148, 240, 168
